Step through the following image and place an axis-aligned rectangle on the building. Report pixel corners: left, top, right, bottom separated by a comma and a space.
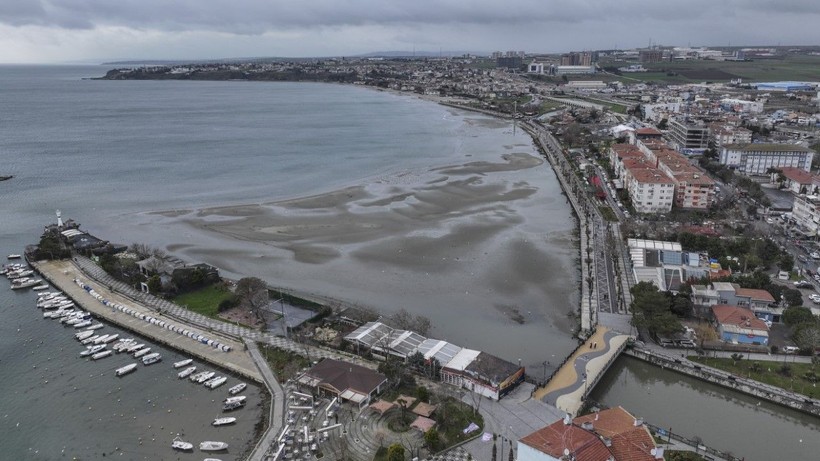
518, 406, 661, 461
772, 167, 816, 195
296, 358, 388, 408
754, 81, 816, 92
625, 168, 675, 213
441, 350, 525, 400
639, 140, 716, 210
711, 305, 770, 345
561, 51, 593, 66
628, 239, 688, 291
565, 80, 607, 90
635, 127, 663, 142
496, 56, 523, 70
639, 49, 664, 63
554, 65, 596, 75
528, 62, 544, 74
720, 98, 764, 114
666, 120, 709, 151
710, 124, 752, 149
792, 195, 820, 237
720, 143, 815, 175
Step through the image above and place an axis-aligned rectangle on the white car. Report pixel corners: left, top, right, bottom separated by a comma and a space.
811, 252, 820, 260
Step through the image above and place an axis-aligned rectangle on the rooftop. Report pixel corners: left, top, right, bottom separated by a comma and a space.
712, 305, 769, 331
779, 167, 814, 185
724, 143, 814, 153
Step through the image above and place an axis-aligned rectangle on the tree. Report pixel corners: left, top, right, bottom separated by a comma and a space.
793, 323, 820, 354
235, 277, 269, 323
146, 274, 162, 293
671, 295, 693, 317
778, 253, 795, 272
782, 288, 804, 308
387, 308, 432, 336
424, 428, 441, 451
387, 443, 405, 461
629, 282, 682, 337
783, 307, 816, 327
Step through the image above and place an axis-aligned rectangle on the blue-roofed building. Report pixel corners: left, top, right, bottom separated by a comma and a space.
754, 81, 816, 92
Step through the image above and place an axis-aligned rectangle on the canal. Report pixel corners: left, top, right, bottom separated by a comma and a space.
590, 356, 820, 461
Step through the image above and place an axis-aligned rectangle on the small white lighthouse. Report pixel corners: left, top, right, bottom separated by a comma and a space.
56, 209, 63, 227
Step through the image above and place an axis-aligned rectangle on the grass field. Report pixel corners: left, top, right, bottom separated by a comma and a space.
172, 284, 235, 318
603, 55, 820, 83
689, 356, 820, 399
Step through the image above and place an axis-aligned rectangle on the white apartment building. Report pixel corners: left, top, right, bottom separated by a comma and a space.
792, 195, 820, 237
720, 143, 814, 175
625, 168, 675, 213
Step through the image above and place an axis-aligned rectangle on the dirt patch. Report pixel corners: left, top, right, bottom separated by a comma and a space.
218, 305, 264, 329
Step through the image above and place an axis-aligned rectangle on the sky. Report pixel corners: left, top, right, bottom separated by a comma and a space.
0, 0, 819, 63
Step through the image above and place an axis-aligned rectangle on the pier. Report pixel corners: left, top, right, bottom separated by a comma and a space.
31, 258, 264, 382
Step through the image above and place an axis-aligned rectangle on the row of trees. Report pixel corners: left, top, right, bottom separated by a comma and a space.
629, 281, 687, 338
783, 307, 820, 354
676, 232, 789, 272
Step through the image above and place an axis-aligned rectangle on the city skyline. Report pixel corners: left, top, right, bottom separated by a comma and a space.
1, 0, 819, 63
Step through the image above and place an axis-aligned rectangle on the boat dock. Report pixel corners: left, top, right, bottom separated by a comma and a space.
534, 327, 631, 416
31, 259, 263, 383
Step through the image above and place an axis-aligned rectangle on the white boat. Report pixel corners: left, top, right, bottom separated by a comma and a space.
82, 335, 101, 345
199, 441, 229, 451
73, 319, 92, 329
91, 350, 113, 360
172, 436, 193, 451
222, 400, 244, 411
203, 459, 223, 461
113, 339, 136, 352
32, 284, 49, 291
80, 344, 106, 357
173, 358, 193, 369
126, 343, 145, 353
134, 347, 152, 358
101, 334, 120, 344
212, 416, 236, 426
228, 383, 246, 395
93, 334, 111, 344
223, 395, 246, 405
11, 279, 41, 289
194, 371, 215, 384
85, 323, 105, 331
115, 363, 138, 376
37, 291, 58, 297
205, 376, 227, 389
178, 366, 197, 379
142, 353, 162, 365
7, 254, 21, 259
75, 330, 95, 341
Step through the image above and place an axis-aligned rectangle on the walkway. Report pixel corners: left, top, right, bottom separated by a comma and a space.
245, 339, 286, 461
534, 327, 631, 416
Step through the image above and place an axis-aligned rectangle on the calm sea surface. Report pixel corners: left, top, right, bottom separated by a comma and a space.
0, 65, 818, 460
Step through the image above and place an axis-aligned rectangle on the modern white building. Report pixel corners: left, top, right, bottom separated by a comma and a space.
625, 168, 675, 213
792, 194, 820, 237
720, 143, 815, 175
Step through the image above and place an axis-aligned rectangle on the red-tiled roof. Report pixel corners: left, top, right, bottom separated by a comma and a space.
734, 288, 776, 303
636, 127, 662, 136
779, 167, 814, 185
520, 407, 658, 461
630, 168, 674, 184
711, 305, 769, 331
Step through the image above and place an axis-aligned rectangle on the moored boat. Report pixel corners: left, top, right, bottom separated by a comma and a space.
212, 416, 236, 426
93, 334, 111, 344
199, 441, 228, 451
195, 371, 215, 384
173, 358, 193, 369
115, 363, 138, 376
82, 335, 101, 345
134, 347, 152, 358
223, 395, 246, 405
141, 353, 162, 365
171, 436, 193, 451
222, 400, 244, 411
73, 320, 92, 329
91, 350, 113, 360
205, 376, 227, 389
85, 323, 105, 331
178, 366, 197, 379
101, 334, 120, 344
75, 330, 95, 341
32, 284, 49, 291
228, 383, 246, 395
126, 343, 145, 353
7, 254, 21, 259
80, 344, 106, 357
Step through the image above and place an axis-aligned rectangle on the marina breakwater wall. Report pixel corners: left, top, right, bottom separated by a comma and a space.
30, 259, 264, 383
625, 347, 820, 417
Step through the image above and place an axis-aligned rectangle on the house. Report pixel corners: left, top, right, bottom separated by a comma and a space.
441, 350, 525, 400
518, 407, 661, 461
296, 358, 387, 408
772, 167, 817, 195
711, 305, 770, 345
734, 287, 776, 310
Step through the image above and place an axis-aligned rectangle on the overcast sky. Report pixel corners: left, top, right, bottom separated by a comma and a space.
1, 0, 819, 63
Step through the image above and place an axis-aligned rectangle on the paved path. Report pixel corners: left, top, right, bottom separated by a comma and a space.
533, 327, 630, 416
245, 339, 286, 461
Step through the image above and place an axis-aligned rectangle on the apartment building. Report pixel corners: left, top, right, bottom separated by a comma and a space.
710, 123, 752, 148
792, 194, 820, 237
720, 143, 814, 175
625, 168, 675, 213
667, 119, 709, 151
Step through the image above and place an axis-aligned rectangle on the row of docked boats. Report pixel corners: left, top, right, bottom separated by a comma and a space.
172, 436, 229, 453
3, 262, 49, 291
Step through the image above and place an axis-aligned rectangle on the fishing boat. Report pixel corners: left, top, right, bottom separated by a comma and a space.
134, 347, 152, 358
173, 358, 193, 369
199, 441, 228, 451
141, 353, 162, 365
178, 366, 197, 379
115, 363, 138, 376
171, 436, 193, 451
205, 376, 227, 389
212, 416, 236, 426
80, 344, 106, 357
91, 350, 113, 360
228, 383, 246, 395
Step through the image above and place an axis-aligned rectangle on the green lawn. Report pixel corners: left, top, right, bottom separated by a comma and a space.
604, 55, 820, 83
172, 284, 235, 318
258, 344, 310, 382
689, 356, 820, 399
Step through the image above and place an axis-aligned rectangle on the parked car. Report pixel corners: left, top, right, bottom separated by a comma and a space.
810, 252, 820, 260
798, 255, 809, 263
783, 346, 800, 354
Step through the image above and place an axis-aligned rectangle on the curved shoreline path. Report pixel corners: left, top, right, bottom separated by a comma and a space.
534, 327, 630, 416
